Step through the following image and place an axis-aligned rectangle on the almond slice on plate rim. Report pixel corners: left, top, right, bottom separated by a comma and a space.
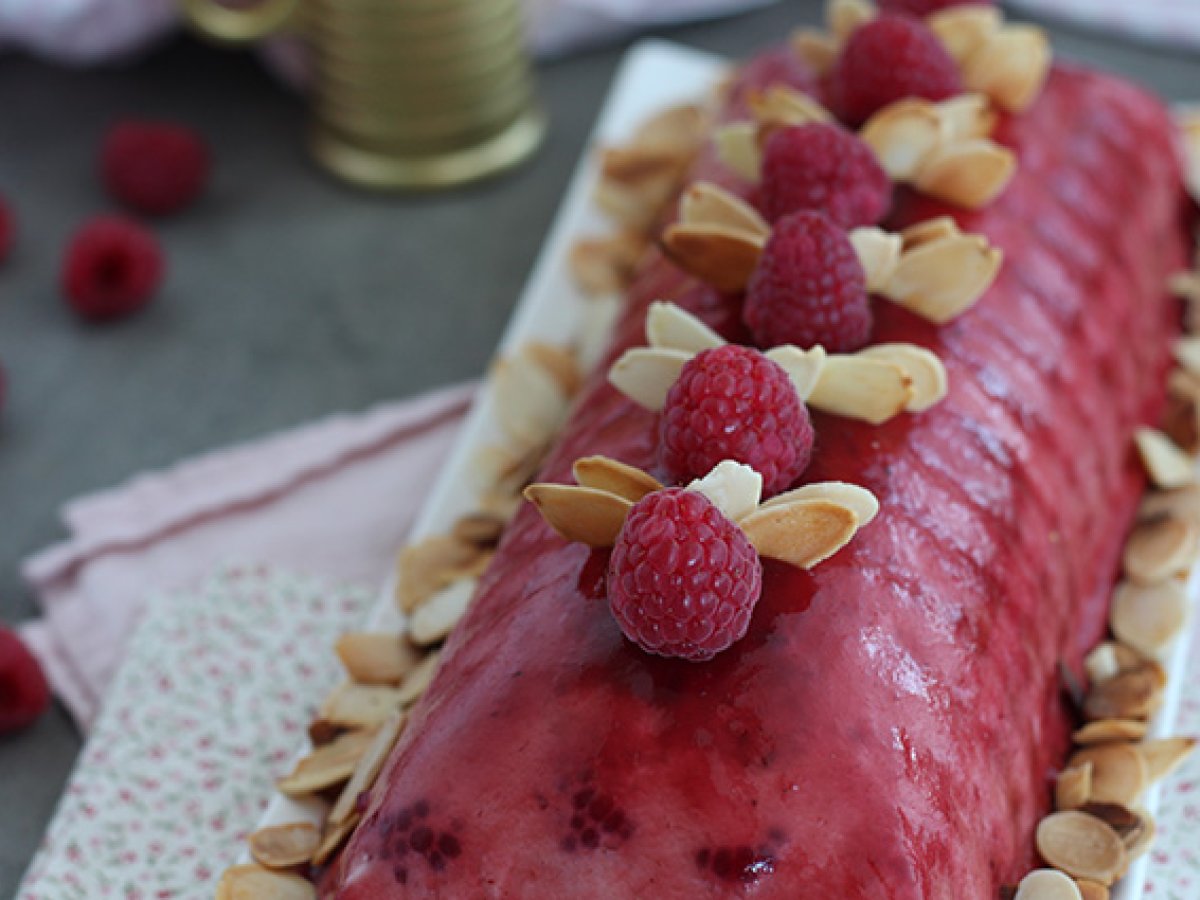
1109, 580, 1189, 659
573, 455, 663, 502
1013, 868, 1084, 900
1137, 736, 1197, 783
276, 728, 377, 798
248, 823, 322, 870
1072, 719, 1149, 746
312, 813, 362, 867
318, 682, 405, 730
1035, 810, 1128, 886
335, 632, 422, 686
1067, 744, 1148, 808
216, 864, 317, 900
1084, 661, 1166, 722
1073, 880, 1108, 900
1055, 762, 1093, 811
328, 708, 408, 827
1121, 516, 1198, 585
1083, 641, 1145, 685
409, 577, 477, 646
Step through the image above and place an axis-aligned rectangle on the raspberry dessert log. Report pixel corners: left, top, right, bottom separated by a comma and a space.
322, 61, 1191, 900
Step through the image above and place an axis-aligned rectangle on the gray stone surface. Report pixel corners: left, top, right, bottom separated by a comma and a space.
1, 1, 1198, 894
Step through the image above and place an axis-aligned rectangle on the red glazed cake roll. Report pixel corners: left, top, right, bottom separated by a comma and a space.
321, 45, 1192, 900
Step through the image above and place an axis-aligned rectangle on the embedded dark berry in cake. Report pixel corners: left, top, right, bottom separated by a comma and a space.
660, 345, 813, 494
100, 120, 210, 216
878, 0, 993, 14
829, 14, 963, 126
743, 211, 871, 352
0, 625, 50, 734
62, 216, 164, 321
607, 488, 762, 661
760, 123, 891, 227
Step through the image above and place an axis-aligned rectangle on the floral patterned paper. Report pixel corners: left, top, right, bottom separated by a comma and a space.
13, 565, 1200, 898
17, 566, 372, 900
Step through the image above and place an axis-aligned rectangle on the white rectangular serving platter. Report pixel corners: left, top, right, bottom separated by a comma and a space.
249, 40, 1196, 900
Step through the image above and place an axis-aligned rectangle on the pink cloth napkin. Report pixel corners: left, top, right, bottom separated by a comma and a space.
19, 381, 474, 732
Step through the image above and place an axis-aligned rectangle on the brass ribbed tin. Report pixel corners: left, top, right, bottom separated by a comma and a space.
181, 0, 544, 190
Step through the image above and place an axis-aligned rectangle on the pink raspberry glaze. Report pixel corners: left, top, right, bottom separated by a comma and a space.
322, 66, 1191, 898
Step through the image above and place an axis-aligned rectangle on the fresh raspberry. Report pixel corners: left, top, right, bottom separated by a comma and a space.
829, 14, 962, 126
660, 345, 813, 495
0, 195, 15, 264
101, 120, 210, 216
744, 211, 871, 351
608, 488, 762, 661
760, 123, 891, 227
878, 0, 993, 15
0, 626, 50, 734
62, 216, 164, 321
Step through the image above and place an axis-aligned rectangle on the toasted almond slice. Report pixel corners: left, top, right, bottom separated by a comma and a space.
329, 708, 407, 827
277, 728, 376, 797
1172, 270, 1200, 303
312, 813, 361, 867
593, 169, 679, 231
808, 355, 914, 424
661, 222, 765, 293
608, 346, 691, 411
713, 122, 762, 181
453, 512, 506, 547
1122, 807, 1156, 861
576, 293, 622, 375
849, 227, 903, 293
679, 182, 770, 237
1165, 369, 1200, 453
1084, 641, 1145, 685
859, 344, 948, 412
883, 233, 1002, 323
900, 216, 961, 249
1137, 737, 1197, 783
395, 535, 484, 614
568, 231, 646, 297
762, 482, 880, 527
789, 28, 839, 75
335, 632, 422, 686
914, 138, 1016, 209
1135, 427, 1196, 489
1073, 719, 1150, 745
248, 823, 321, 870
524, 483, 631, 547
1122, 517, 1198, 585
1035, 811, 1127, 886
410, 578, 476, 646
524, 342, 582, 398
927, 5, 1002, 64
933, 93, 997, 141
1085, 662, 1166, 722
1067, 744, 1147, 807
319, 682, 404, 731
216, 864, 316, 900
645, 300, 726, 354
492, 352, 570, 448
962, 24, 1052, 114
1074, 880, 1109, 900
1110, 580, 1189, 659
860, 99, 944, 181
1013, 869, 1083, 900
1079, 801, 1143, 839
748, 85, 834, 128
1174, 337, 1200, 376
573, 455, 662, 502
686, 460, 763, 523
600, 145, 687, 185
1141, 482, 1200, 528
828, 0, 875, 42
740, 497, 859, 568
1056, 762, 1093, 811
633, 103, 707, 154
397, 650, 441, 705
765, 344, 827, 401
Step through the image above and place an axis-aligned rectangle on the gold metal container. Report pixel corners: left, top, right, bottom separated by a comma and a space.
181, 0, 545, 190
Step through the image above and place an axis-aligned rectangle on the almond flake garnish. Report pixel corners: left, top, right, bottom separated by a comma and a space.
312, 813, 361, 867
1014, 868, 1084, 900
1122, 806, 1156, 862
319, 682, 404, 730
277, 728, 376, 797
1179, 111, 1200, 203
607, 346, 692, 412
573, 455, 663, 502
1135, 427, 1196, 490
453, 512, 506, 547
1067, 744, 1148, 808
248, 823, 321, 870
789, 28, 840, 76
1073, 880, 1108, 900
493, 348, 573, 451
1055, 762, 1093, 811
395, 534, 487, 613
927, 6, 1002, 67
679, 182, 771, 237
859, 344, 948, 412
761, 481, 880, 526
1137, 736, 1197, 783
748, 85, 834, 130
913, 138, 1016, 210
1035, 811, 1128, 886
1084, 641, 1144, 686
397, 650, 441, 705
215, 864, 317, 900
848, 227, 902, 292
328, 708, 407, 827
713, 121, 762, 181
806, 354, 915, 425
661, 222, 767, 293
335, 632, 421, 686
523, 483, 633, 547
1122, 516, 1198, 585
687, 460, 763, 523
568, 230, 648, 297
410, 578, 477, 646
763, 345, 828, 402
1140, 483, 1200, 526
1110, 580, 1188, 659
1084, 660, 1166, 722
1073, 719, 1149, 746
645, 299, 725, 354
739, 497, 859, 568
